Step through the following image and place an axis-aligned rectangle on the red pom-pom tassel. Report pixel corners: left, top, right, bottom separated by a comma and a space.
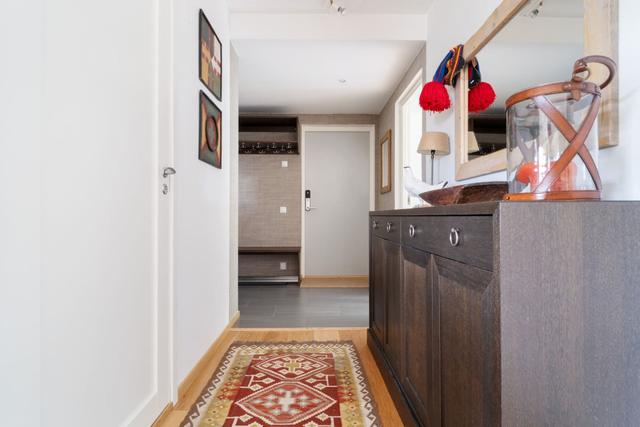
419, 81, 451, 112
468, 82, 496, 113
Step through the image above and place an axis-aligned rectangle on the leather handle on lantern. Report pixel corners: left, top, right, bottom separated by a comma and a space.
572, 55, 616, 90
532, 95, 603, 193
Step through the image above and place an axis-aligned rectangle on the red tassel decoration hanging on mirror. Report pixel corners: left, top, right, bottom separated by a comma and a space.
419, 45, 495, 114
467, 60, 495, 112
419, 81, 450, 112
419, 45, 464, 113
469, 82, 496, 112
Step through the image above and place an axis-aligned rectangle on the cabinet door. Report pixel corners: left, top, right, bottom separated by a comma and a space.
370, 235, 387, 344
402, 247, 440, 427
434, 256, 498, 427
384, 239, 403, 376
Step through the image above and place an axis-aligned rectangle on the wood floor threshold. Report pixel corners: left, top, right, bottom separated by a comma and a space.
231, 326, 369, 332
300, 275, 369, 288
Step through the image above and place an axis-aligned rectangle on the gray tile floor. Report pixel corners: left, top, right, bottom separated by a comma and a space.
237, 285, 369, 328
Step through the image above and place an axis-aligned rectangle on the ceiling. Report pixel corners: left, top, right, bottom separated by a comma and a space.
235, 39, 425, 114
228, 0, 433, 15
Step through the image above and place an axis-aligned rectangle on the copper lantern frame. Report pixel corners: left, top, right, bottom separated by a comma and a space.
504, 55, 616, 201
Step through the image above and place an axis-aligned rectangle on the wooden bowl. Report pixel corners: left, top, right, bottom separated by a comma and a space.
419, 182, 508, 206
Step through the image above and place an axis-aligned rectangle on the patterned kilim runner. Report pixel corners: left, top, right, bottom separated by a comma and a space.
181, 341, 380, 427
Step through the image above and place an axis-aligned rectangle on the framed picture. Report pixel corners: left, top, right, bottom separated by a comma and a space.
379, 130, 392, 194
199, 9, 222, 101
199, 90, 222, 169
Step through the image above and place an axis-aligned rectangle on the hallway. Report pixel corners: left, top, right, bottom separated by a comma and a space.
156, 328, 401, 427
4, 0, 638, 425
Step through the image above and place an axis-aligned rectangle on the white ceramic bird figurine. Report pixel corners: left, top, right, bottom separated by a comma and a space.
403, 166, 447, 199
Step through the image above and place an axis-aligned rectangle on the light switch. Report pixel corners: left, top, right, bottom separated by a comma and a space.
280, 262, 287, 270
280, 206, 287, 214
281, 160, 288, 168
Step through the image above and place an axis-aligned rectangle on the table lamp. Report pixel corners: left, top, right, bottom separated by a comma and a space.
468, 131, 480, 154
417, 132, 450, 184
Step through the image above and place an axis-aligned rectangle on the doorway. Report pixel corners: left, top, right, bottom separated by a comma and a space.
235, 125, 374, 328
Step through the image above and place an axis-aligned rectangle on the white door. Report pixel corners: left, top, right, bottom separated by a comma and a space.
395, 71, 424, 208
39, 0, 173, 425
125, 0, 174, 423
303, 130, 371, 277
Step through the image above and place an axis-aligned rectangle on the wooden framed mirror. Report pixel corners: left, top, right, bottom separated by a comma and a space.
379, 129, 392, 194
454, 0, 618, 180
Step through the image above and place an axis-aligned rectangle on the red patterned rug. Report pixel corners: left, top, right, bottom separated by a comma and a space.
180, 341, 380, 427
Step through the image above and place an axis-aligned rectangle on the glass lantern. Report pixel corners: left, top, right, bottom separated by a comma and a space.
504, 56, 615, 201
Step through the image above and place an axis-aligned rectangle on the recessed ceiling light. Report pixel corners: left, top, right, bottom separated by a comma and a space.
338, 79, 347, 84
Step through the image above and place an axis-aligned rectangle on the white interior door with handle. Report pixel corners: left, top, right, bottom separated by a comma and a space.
303, 129, 371, 277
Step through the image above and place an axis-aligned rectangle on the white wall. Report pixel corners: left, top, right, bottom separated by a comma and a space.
425, 0, 640, 201
172, 0, 232, 391
425, 0, 504, 186
229, 45, 240, 318
0, 1, 43, 425
599, 0, 640, 200
376, 46, 427, 210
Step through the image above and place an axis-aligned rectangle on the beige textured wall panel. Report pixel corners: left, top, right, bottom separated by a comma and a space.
239, 154, 301, 247
239, 253, 299, 277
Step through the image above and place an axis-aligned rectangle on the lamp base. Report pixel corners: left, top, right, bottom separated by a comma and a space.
503, 190, 601, 201
430, 150, 435, 185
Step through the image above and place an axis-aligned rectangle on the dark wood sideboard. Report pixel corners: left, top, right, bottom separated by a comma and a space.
368, 201, 640, 426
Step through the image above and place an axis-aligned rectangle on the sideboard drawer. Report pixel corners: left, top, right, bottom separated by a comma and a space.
402, 216, 494, 270
371, 216, 401, 243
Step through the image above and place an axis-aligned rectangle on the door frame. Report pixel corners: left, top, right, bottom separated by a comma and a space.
299, 124, 375, 279
394, 69, 424, 209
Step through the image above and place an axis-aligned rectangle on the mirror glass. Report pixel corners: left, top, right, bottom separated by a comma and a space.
468, 0, 584, 160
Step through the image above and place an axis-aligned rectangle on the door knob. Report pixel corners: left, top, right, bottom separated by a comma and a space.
163, 167, 176, 178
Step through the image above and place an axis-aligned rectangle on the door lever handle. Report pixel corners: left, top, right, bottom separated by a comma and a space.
163, 167, 176, 178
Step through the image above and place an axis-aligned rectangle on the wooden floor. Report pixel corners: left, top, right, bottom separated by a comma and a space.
157, 328, 402, 426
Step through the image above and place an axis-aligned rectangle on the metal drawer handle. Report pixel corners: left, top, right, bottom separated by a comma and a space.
408, 224, 416, 238
449, 227, 461, 247
386, 222, 393, 233
372, 220, 378, 230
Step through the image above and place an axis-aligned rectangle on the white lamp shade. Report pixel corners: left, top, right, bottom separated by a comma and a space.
417, 132, 450, 156
468, 131, 480, 154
